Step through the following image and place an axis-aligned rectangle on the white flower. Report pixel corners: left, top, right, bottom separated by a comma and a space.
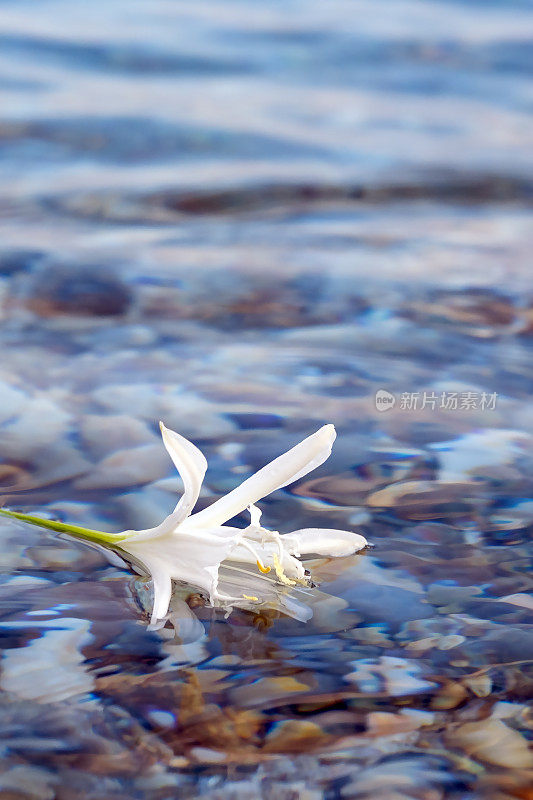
119, 422, 367, 625
1, 423, 367, 626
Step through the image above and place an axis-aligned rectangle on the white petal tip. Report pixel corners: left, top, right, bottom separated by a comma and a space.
320, 424, 336, 441
285, 529, 368, 558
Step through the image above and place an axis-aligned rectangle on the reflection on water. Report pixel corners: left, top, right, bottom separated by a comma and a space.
1, 0, 532, 796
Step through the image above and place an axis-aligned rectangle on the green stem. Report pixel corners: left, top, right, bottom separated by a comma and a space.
0, 508, 127, 547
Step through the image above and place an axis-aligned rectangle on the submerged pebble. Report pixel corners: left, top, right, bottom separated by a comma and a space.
449, 719, 533, 769
1, 618, 94, 703
345, 657, 438, 697
21, 265, 132, 318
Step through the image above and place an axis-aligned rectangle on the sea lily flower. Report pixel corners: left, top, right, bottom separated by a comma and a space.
1, 423, 367, 625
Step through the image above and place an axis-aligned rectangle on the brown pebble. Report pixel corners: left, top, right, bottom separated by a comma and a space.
186, 593, 206, 609
450, 719, 533, 768
430, 680, 468, 710
263, 719, 329, 753
23, 265, 132, 318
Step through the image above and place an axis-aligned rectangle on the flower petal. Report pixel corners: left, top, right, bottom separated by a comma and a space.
121, 424, 207, 541
148, 565, 173, 625
122, 525, 244, 621
157, 422, 207, 528
183, 424, 336, 529
166, 597, 206, 643
283, 528, 368, 558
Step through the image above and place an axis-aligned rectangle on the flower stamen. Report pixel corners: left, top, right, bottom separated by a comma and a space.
273, 552, 297, 586
234, 534, 272, 575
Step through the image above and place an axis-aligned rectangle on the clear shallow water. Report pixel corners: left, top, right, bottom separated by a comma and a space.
1, 0, 532, 797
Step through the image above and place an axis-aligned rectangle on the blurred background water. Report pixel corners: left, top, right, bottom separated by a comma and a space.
1, 0, 532, 797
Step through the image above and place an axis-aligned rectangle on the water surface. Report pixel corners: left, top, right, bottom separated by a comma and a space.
0, 0, 532, 797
